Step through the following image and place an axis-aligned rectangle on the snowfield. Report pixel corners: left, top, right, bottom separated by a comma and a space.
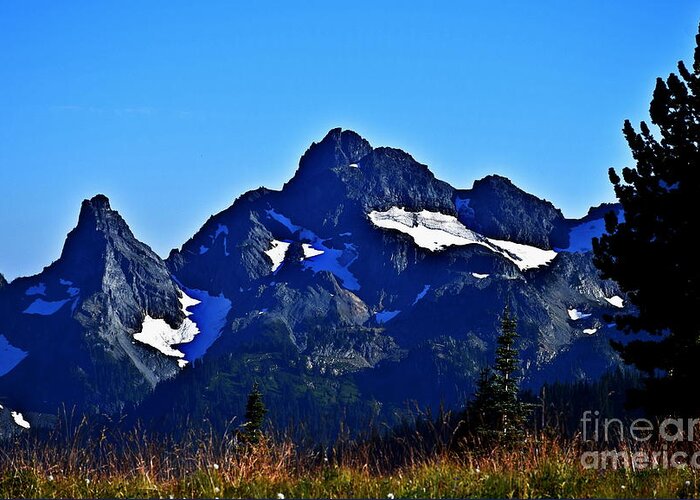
302, 241, 360, 291
375, 310, 400, 324
606, 296, 624, 308
59, 279, 80, 297
302, 243, 324, 259
23, 298, 71, 315
264, 240, 291, 272
368, 207, 557, 270
557, 218, 606, 253
413, 285, 431, 305
177, 286, 232, 362
11, 411, 30, 429
567, 308, 592, 321
134, 290, 201, 359
266, 209, 361, 290
0, 334, 28, 377
25, 283, 47, 296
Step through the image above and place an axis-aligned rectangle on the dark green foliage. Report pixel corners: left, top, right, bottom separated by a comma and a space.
524, 369, 641, 439
592, 23, 700, 416
243, 382, 267, 443
467, 307, 529, 445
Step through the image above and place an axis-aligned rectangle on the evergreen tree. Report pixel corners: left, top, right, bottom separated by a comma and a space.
592, 23, 700, 416
243, 382, 267, 444
468, 307, 529, 445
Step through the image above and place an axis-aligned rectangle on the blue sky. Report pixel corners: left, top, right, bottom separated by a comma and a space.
1, 1, 699, 280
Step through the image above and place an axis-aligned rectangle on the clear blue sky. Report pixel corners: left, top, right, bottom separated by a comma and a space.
1, 1, 699, 280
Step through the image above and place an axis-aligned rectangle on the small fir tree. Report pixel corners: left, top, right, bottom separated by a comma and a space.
469, 307, 529, 445
243, 382, 267, 444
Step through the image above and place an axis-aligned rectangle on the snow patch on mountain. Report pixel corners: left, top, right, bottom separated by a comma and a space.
266, 209, 361, 290
214, 224, 229, 239
368, 207, 557, 270
568, 308, 591, 321
199, 245, 209, 255
489, 239, 557, 270
265, 240, 291, 272
210, 224, 230, 257
58, 279, 80, 297
25, 283, 46, 296
177, 287, 232, 362
583, 328, 598, 335
179, 292, 200, 314
375, 310, 400, 324
303, 242, 360, 291
302, 244, 325, 259
606, 296, 624, 308
472, 273, 489, 279
556, 218, 606, 253
266, 209, 304, 235
0, 335, 28, 377
23, 298, 71, 316
134, 291, 201, 359
413, 285, 430, 305
11, 411, 30, 429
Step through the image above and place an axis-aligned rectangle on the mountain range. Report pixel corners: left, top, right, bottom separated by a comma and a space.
0, 128, 626, 439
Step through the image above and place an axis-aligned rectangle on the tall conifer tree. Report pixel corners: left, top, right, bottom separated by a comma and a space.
593, 23, 700, 415
469, 307, 528, 444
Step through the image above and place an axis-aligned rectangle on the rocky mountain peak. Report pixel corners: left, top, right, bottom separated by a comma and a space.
460, 174, 567, 249
472, 174, 515, 190
52, 195, 183, 326
340, 146, 456, 213
84, 193, 111, 210
61, 194, 154, 262
73, 194, 121, 235
289, 128, 373, 184
0, 129, 626, 437
0, 272, 6, 288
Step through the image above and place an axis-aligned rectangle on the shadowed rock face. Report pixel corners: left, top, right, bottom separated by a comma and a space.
290, 128, 373, 182
60, 195, 184, 329
0, 273, 6, 288
0, 195, 187, 413
0, 129, 624, 437
147, 128, 624, 437
455, 175, 567, 249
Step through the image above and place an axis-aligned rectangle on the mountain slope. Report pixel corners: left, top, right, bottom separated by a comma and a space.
455, 175, 567, 249
0, 129, 625, 437
0, 196, 204, 414
138, 128, 626, 436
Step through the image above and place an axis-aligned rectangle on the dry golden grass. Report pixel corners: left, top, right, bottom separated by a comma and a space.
1, 419, 699, 498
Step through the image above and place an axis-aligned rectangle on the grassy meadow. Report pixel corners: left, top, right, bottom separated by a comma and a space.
1, 421, 699, 499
